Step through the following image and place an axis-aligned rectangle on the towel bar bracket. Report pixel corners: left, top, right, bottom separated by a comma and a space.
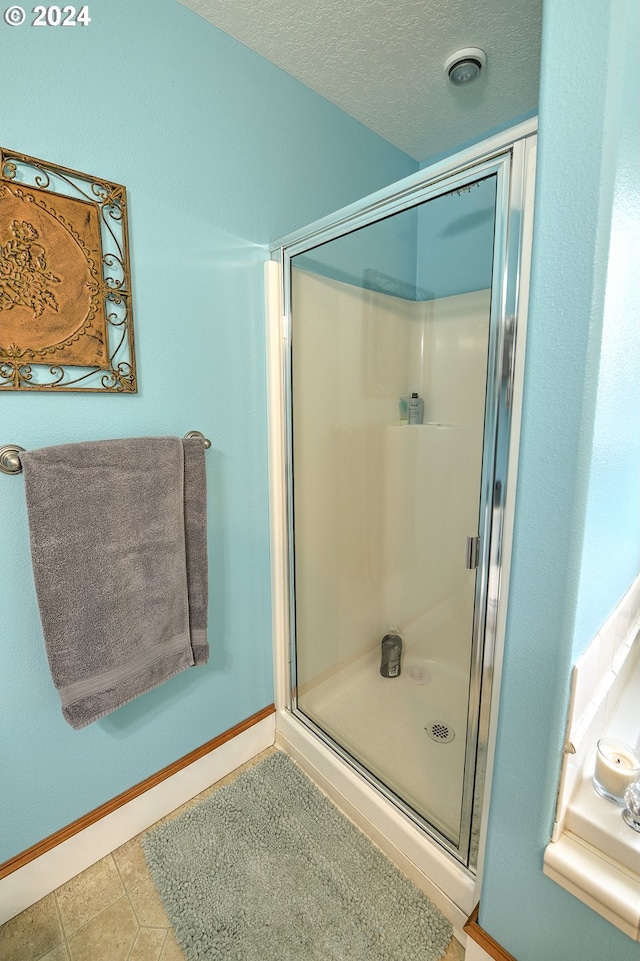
0, 445, 25, 475
0, 433, 210, 475
184, 431, 212, 449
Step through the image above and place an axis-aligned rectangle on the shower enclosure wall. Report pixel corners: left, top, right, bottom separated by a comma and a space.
267, 122, 537, 931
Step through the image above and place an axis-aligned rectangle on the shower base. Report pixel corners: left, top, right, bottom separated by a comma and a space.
298, 648, 469, 845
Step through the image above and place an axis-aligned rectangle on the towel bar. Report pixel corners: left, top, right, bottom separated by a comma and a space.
0, 432, 212, 475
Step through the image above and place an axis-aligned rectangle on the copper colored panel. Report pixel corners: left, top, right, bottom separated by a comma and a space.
0, 184, 107, 367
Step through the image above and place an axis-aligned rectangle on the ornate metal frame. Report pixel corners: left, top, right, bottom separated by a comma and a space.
0, 147, 136, 391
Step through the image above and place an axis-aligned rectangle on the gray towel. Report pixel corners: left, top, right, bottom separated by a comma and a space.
21, 436, 209, 729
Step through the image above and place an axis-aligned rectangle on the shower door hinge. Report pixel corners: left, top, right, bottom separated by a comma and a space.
465, 536, 480, 569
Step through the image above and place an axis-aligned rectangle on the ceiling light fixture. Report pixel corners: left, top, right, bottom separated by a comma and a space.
445, 48, 487, 87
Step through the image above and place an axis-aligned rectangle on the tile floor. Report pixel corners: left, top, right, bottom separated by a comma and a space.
1, 749, 465, 961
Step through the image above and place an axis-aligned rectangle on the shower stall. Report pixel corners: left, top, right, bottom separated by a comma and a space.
268, 122, 537, 926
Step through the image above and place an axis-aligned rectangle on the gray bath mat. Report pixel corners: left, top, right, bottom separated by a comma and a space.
142, 750, 452, 961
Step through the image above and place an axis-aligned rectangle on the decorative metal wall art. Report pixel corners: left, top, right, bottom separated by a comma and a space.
0, 147, 136, 391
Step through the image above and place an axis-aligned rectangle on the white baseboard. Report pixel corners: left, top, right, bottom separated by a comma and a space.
465, 940, 495, 961
1, 714, 275, 925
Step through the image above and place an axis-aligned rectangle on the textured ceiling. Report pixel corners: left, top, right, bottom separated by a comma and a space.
177, 0, 542, 161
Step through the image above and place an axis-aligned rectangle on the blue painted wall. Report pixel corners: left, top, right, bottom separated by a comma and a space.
480, 2, 640, 959
416, 177, 496, 299
294, 204, 420, 299
572, 2, 640, 657
296, 176, 497, 302
0, 0, 415, 862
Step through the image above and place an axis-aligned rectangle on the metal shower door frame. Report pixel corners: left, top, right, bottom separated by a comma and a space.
272, 128, 534, 869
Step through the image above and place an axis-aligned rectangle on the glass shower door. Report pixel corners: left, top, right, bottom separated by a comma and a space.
287, 170, 502, 862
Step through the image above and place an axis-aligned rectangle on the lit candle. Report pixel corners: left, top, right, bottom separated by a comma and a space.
593, 738, 640, 803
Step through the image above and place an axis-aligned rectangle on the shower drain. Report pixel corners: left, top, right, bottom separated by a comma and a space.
425, 720, 455, 744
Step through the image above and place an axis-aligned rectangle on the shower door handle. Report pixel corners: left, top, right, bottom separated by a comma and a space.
465, 536, 480, 569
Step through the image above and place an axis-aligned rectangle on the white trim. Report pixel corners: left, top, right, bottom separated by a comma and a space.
465, 940, 496, 961
544, 830, 640, 941
543, 631, 640, 941
276, 710, 471, 944
551, 576, 640, 842
265, 260, 289, 714
0, 714, 275, 925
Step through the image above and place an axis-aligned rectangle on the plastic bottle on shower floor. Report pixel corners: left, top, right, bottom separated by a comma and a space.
380, 632, 402, 678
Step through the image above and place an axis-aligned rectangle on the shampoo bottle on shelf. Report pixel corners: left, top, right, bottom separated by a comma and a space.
398, 395, 410, 425
408, 392, 424, 425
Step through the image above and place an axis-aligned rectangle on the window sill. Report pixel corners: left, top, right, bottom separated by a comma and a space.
544, 643, 640, 939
